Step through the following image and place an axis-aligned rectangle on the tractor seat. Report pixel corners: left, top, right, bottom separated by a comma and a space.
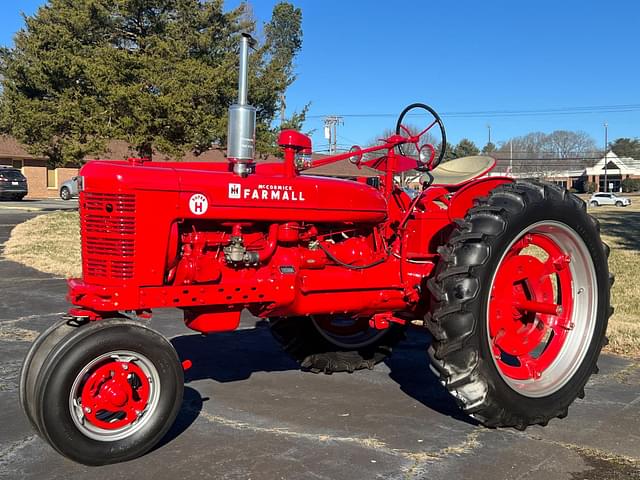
428, 155, 496, 186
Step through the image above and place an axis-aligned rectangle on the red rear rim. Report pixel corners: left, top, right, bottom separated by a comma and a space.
489, 231, 575, 382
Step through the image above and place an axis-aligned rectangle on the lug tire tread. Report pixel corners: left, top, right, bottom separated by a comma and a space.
270, 316, 405, 374
426, 179, 611, 428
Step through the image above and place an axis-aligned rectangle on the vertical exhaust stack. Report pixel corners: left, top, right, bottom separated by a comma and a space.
227, 33, 257, 176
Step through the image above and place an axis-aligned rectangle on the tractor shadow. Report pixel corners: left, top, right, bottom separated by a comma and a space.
384, 329, 477, 425
592, 208, 640, 251
158, 322, 473, 449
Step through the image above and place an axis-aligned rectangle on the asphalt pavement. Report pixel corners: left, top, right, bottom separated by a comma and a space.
0, 198, 78, 212
0, 209, 638, 479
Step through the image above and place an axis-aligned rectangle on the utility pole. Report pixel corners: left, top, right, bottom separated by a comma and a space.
509, 140, 513, 175
323, 116, 343, 154
603, 122, 608, 192
487, 123, 492, 145
280, 93, 286, 127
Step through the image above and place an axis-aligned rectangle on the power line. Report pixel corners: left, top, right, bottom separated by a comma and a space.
306, 103, 640, 120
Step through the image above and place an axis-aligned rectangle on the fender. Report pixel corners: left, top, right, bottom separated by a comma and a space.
447, 176, 514, 221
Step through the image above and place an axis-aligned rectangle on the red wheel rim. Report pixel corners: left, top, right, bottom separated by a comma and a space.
69, 351, 161, 440
79, 360, 151, 430
489, 232, 574, 382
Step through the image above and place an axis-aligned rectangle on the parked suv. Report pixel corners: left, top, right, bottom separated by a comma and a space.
588, 192, 631, 207
0, 167, 28, 200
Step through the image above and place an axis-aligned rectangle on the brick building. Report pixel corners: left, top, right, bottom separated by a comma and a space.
0, 135, 79, 199
491, 151, 640, 193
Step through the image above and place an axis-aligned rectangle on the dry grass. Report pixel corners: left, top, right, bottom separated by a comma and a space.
4, 211, 81, 278
586, 196, 640, 357
3, 196, 640, 357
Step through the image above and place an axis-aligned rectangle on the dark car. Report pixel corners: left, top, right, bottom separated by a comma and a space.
0, 167, 28, 200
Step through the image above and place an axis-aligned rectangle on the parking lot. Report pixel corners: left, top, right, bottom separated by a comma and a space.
0, 198, 78, 212
0, 208, 638, 480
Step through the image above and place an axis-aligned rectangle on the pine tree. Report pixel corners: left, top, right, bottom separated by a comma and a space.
0, 0, 303, 166
453, 138, 480, 158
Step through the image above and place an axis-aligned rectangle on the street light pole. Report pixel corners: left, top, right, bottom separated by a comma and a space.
603, 122, 608, 192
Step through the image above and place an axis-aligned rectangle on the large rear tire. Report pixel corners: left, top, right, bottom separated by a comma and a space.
270, 315, 405, 373
28, 318, 183, 465
426, 180, 612, 429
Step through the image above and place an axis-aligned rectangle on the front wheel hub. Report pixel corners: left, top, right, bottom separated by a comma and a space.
69, 351, 161, 441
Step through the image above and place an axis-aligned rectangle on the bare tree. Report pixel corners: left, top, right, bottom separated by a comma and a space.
547, 130, 598, 159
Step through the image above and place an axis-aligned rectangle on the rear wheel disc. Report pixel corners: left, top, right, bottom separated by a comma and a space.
487, 221, 598, 397
311, 314, 387, 349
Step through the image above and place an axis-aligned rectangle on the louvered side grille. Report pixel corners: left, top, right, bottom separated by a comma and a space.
81, 192, 136, 280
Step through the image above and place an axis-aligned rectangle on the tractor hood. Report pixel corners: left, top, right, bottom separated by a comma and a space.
80, 160, 388, 224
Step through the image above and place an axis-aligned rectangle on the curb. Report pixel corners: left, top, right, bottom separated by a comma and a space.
0, 205, 45, 212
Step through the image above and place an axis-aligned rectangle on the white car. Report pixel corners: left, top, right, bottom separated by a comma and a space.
588, 192, 631, 207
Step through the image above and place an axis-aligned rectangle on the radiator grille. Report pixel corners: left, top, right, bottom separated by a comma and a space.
83, 192, 136, 213
81, 192, 136, 280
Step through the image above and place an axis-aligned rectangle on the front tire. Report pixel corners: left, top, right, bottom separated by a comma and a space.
426, 181, 611, 429
270, 315, 405, 373
20, 318, 78, 434
60, 187, 71, 200
29, 319, 183, 465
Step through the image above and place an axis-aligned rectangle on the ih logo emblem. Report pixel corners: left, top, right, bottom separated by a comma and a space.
228, 183, 241, 199
189, 193, 208, 215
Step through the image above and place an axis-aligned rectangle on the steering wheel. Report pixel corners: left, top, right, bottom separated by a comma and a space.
395, 103, 447, 171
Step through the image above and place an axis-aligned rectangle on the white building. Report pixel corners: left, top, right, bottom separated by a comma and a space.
585, 151, 640, 192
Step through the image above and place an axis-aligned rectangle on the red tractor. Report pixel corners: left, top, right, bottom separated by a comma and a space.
20, 34, 611, 465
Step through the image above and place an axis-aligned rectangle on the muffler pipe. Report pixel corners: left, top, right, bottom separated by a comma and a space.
227, 33, 257, 176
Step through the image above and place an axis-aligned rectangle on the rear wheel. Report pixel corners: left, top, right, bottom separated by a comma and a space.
589, 201, 598, 207
29, 319, 183, 465
426, 181, 611, 428
270, 315, 405, 373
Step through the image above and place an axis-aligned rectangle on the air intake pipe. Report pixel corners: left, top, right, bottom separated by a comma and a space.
227, 33, 257, 176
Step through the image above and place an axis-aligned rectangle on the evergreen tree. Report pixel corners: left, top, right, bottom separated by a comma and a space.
453, 138, 480, 158
482, 141, 496, 154
0, 0, 303, 166
610, 137, 640, 160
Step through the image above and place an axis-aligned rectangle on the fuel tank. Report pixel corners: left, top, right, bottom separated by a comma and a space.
80, 160, 388, 224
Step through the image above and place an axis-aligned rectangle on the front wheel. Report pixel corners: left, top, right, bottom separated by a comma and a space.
426, 181, 612, 429
26, 319, 184, 465
60, 187, 71, 200
615, 201, 623, 207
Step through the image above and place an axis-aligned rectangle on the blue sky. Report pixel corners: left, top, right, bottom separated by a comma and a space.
2, 1, 639, 152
